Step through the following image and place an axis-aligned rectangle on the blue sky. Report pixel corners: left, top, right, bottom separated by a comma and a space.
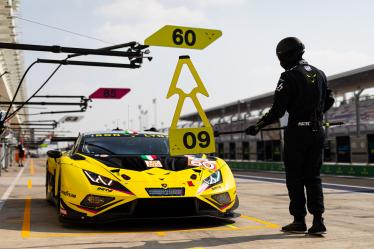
17, 0, 374, 133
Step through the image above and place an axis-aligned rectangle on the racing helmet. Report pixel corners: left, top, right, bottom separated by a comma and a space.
276, 37, 305, 69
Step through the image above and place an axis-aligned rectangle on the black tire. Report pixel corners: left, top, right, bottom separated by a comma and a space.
46, 163, 54, 205
45, 163, 49, 200
57, 173, 67, 223
225, 195, 240, 218
232, 195, 239, 210
56, 174, 61, 214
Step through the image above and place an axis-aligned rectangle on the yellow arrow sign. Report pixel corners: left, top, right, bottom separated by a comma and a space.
145, 25, 222, 50
167, 56, 216, 156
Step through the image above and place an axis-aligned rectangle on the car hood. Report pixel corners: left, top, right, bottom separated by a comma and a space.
66, 153, 225, 183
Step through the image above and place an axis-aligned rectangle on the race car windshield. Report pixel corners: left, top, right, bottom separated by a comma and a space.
79, 136, 169, 155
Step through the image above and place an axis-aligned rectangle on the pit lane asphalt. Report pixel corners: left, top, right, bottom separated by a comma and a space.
0, 158, 373, 249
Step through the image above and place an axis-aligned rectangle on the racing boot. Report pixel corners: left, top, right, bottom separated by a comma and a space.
281, 217, 307, 233
308, 215, 326, 235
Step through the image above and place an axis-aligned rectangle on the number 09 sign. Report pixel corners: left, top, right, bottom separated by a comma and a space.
169, 127, 215, 155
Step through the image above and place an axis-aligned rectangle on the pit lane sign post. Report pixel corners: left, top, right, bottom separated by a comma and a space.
145, 25, 222, 156
167, 56, 215, 156
89, 88, 131, 99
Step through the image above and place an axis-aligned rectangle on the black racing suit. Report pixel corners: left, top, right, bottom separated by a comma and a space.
256, 60, 334, 218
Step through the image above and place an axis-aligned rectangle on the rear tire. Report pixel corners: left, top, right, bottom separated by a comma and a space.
56, 174, 61, 214
46, 164, 54, 205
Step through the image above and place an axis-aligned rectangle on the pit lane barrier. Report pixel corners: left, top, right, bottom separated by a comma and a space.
227, 160, 374, 177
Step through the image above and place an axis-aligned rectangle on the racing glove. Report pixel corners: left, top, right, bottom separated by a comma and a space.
245, 125, 260, 136
214, 129, 220, 137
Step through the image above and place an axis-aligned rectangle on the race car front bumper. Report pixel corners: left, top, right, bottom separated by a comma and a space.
60, 195, 238, 223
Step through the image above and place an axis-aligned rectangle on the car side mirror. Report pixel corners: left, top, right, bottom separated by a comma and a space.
47, 150, 62, 159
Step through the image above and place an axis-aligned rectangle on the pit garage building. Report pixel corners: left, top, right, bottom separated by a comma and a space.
0, 0, 27, 125
1, 0, 27, 172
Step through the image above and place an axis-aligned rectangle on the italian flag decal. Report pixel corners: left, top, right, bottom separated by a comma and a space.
141, 155, 158, 160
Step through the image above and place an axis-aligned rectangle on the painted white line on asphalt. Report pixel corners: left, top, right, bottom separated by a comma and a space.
0, 160, 28, 212
235, 174, 374, 191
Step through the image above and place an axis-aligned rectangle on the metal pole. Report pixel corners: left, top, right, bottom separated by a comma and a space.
37, 59, 140, 69
0, 101, 85, 106
0, 142, 2, 176
355, 88, 364, 137
0, 42, 140, 57
128, 105, 130, 130
153, 98, 157, 128
0, 141, 5, 175
237, 100, 241, 120
34, 95, 85, 99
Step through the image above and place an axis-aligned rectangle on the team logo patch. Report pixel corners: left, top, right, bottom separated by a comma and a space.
276, 83, 284, 92
306, 73, 317, 84
304, 65, 312, 71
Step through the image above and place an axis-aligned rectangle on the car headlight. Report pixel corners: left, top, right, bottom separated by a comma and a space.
203, 170, 222, 186
83, 170, 134, 195
84, 170, 113, 186
197, 170, 222, 194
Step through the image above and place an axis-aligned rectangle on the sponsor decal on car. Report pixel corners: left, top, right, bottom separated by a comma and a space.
211, 185, 222, 190
188, 158, 217, 171
61, 190, 77, 198
144, 134, 167, 138
145, 160, 163, 168
97, 187, 113, 192
94, 133, 121, 137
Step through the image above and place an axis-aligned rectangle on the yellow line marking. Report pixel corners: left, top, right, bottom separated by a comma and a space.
28, 224, 271, 238
240, 214, 280, 228
155, 231, 166, 236
225, 224, 239, 229
27, 180, 32, 189
29, 159, 35, 176
21, 197, 31, 238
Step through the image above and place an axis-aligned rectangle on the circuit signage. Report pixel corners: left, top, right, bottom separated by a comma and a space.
89, 88, 131, 99
167, 56, 216, 156
145, 25, 222, 50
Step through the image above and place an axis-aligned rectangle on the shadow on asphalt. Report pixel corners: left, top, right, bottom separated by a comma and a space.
2, 233, 324, 249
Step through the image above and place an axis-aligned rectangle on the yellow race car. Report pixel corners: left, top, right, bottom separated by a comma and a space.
46, 130, 239, 222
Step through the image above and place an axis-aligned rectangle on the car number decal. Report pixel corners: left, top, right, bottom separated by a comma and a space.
188, 158, 217, 170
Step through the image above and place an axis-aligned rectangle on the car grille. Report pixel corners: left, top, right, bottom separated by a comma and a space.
146, 188, 185, 196
134, 198, 197, 216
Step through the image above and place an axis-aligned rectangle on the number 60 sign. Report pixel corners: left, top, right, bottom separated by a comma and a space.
145, 25, 222, 50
